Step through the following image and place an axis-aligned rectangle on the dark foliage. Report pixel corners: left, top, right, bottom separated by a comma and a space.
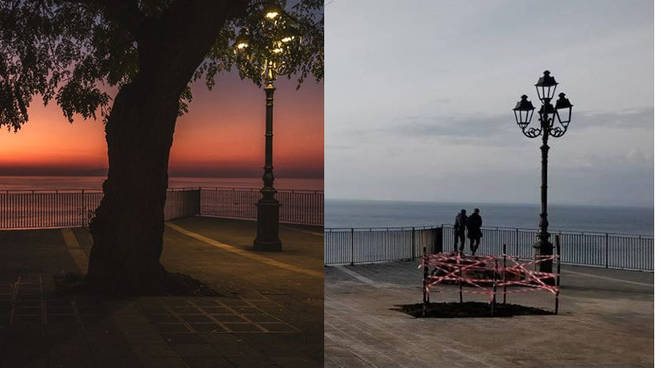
0, 0, 323, 130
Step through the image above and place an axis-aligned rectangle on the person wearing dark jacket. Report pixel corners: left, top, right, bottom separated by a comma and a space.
453, 209, 468, 254
466, 208, 482, 256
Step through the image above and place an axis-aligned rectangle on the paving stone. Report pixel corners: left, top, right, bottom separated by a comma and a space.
0, 219, 323, 367
325, 261, 652, 368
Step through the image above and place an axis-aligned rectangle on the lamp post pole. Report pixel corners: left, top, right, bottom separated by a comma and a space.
537, 101, 551, 272
234, 3, 297, 251
254, 64, 282, 251
513, 71, 573, 274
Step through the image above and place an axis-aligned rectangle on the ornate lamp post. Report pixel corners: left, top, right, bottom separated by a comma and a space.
513, 70, 573, 273
235, 2, 298, 251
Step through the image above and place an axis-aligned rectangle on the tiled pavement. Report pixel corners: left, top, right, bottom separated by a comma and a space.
325, 261, 653, 368
142, 296, 299, 335
0, 218, 323, 368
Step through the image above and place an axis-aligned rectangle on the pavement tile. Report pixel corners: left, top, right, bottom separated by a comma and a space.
0, 220, 323, 367
242, 313, 280, 322
156, 322, 192, 334
258, 322, 297, 333
209, 313, 246, 322
189, 322, 225, 333
222, 322, 263, 332
180, 314, 213, 323
200, 306, 232, 313
162, 333, 207, 345
184, 357, 236, 368
191, 299, 220, 306
171, 305, 199, 314
172, 343, 218, 357
146, 313, 178, 322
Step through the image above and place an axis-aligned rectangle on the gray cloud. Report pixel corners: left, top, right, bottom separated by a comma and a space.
325, 0, 653, 207
574, 108, 653, 130
395, 115, 509, 138
331, 107, 653, 151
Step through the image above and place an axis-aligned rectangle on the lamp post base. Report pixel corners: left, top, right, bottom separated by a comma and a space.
254, 197, 282, 251
533, 239, 554, 274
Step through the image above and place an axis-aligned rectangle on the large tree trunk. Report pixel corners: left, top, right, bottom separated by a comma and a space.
86, 79, 179, 294
85, 0, 248, 294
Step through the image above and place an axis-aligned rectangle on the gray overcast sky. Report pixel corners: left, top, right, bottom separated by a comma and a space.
325, 0, 653, 207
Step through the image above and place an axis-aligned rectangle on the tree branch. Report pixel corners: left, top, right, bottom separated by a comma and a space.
137, 0, 250, 90
55, 0, 144, 37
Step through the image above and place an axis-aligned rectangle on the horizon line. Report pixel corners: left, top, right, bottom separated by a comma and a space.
324, 197, 654, 209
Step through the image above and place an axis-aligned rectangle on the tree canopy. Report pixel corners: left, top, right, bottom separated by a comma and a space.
0, 0, 323, 131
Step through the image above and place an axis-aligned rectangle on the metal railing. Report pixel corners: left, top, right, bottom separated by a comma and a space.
0, 187, 323, 229
200, 187, 323, 225
324, 224, 653, 272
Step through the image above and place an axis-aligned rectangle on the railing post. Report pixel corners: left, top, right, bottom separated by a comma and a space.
422, 246, 428, 317
503, 243, 507, 305
195, 187, 201, 216
605, 233, 609, 268
350, 228, 355, 266
411, 227, 416, 261
515, 228, 519, 257
555, 234, 561, 315
491, 258, 497, 316
639, 235, 642, 270
81, 189, 86, 227
437, 225, 443, 253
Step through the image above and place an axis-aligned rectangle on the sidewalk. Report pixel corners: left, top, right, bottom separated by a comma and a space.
0, 217, 323, 368
325, 261, 653, 368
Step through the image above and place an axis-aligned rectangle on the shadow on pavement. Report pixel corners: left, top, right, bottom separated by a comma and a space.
392, 302, 554, 318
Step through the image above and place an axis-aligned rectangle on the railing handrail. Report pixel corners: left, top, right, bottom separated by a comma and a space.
324, 223, 653, 238
324, 225, 438, 231
444, 224, 652, 238
199, 186, 322, 193
0, 186, 322, 194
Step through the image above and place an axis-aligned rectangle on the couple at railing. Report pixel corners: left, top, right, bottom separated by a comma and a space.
453, 208, 483, 256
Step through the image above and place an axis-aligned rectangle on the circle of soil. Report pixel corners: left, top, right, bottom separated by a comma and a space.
392, 302, 554, 318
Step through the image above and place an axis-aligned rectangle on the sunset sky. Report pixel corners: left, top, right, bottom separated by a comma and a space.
0, 72, 323, 178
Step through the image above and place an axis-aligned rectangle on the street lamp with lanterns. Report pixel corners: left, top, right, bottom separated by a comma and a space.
234, 1, 299, 251
513, 70, 574, 273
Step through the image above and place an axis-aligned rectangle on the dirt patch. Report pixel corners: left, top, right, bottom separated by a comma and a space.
392, 302, 554, 318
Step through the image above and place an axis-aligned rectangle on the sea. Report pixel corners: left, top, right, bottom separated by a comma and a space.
0, 176, 323, 191
325, 199, 653, 235
0, 177, 653, 235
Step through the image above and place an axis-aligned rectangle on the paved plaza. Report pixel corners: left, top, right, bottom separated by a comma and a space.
325, 261, 653, 368
0, 217, 323, 367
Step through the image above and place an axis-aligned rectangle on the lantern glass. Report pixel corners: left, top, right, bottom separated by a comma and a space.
535, 84, 557, 101
534, 70, 558, 101
235, 29, 249, 51
513, 95, 535, 128
514, 110, 534, 129
539, 103, 556, 126
555, 92, 573, 125
264, 1, 281, 19
278, 23, 299, 44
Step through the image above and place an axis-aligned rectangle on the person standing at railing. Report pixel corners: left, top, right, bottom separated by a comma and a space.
453, 209, 468, 254
466, 208, 483, 256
